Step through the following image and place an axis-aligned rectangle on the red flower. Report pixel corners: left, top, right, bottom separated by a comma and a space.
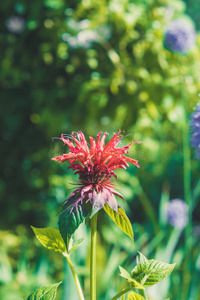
52, 131, 141, 215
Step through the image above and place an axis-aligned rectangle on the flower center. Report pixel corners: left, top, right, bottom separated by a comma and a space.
79, 164, 111, 186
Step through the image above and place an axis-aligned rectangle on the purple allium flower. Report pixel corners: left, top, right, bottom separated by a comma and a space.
164, 19, 196, 54
189, 103, 200, 159
6, 16, 26, 34
166, 199, 189, 230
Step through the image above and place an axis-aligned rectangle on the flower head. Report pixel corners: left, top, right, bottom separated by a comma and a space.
166, 199, 189, 230
189, 103, 200, 159
164, 19, 196, 54
52, 131, 141, 214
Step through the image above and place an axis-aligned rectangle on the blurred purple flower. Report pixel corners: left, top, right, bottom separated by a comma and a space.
167, 199, 189, 230
6, 16, 26, 34
164, 19, 196, 54
189, 103, 200, 159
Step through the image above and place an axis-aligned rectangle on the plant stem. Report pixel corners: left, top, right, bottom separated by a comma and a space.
63, 253, 85, 300
111, 287, 132, 300
139, 289, 147, 299
182, 105, 192, 300
183, 108, 192, 254
90, 213, 98, 300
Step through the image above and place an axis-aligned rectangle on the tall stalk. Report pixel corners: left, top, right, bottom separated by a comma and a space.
90, 213, 98, 300
63, 253, 85, 300
182, 102, 192, 300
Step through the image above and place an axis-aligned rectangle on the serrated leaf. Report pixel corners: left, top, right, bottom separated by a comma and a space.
68, 238, 84, 255
31, 227, 66, 254
25, 281, 62, 300
135, 252, 149, 273
104, 203, 134, 243
131, 252, 152, 285
119, 266, 144, 290
143, 259, 176, 287
127, 291, 145, 300
131, 252, 176, 287
58, 192, 91, 247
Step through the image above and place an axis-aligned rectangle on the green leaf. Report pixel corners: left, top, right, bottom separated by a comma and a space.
68, 237, 84, 255
25, 282, 62, 300
104, 203, 134, 243
127, 291, 145, 300
131, 252, 176, 287
58, 195, 91, 247
135, 252, 149, 273
119, 266, 144, 290
31, 227, 66, 254
131, 252, 152, 285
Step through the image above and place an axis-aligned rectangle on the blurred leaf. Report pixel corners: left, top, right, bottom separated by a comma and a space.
31, 226, 66, 253
119, 266, 144, 289
44, 0, 64, 9
25, 282, 62, 300
104, 203, 134, 243
127, 291, 145, 300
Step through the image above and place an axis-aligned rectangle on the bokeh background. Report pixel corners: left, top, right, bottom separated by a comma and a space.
0, 0, 200, 299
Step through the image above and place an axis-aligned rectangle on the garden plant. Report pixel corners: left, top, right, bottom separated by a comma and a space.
26, 131, 175, 300
1, 0, 200, 299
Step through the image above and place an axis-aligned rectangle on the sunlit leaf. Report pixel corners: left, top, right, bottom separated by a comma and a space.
25, 282, 62, 300
31, 226, 66, 253
119, 266, 144, 289
104, 203, 134, 243
127, 291, 145, 300
132, 252, 176, 287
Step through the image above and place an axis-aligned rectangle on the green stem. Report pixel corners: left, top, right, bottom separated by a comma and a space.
111, 287, 132, 300
63, 253, 85, 300
139, 289, 147, 299
182, 106, 192, 300
183, 108, 192, 253
90, 213, 98, 300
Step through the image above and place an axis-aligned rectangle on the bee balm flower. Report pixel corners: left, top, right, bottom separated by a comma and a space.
52, 131, 141, 215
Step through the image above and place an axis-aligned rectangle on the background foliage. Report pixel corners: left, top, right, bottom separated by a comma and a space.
0, 0, 200, 299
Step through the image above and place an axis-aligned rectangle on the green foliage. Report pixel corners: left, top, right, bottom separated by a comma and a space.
119, 266, 144, 290
131, 252, 176, 287
31, 226, 66, 253
58, 199, 90, 247
127, 291, 145, 300
1, 0, 200, 298
104, 203, 134, 244
68, 237, 84, 255
25, 282, 62, 300
116, 253, 175, 300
